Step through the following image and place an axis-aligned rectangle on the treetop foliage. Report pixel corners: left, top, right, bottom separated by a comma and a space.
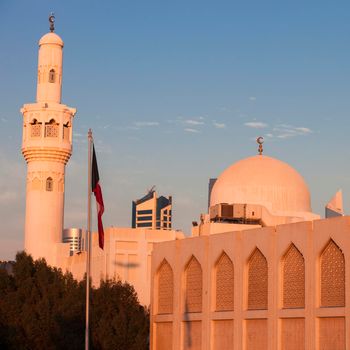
0, 252, 149, 350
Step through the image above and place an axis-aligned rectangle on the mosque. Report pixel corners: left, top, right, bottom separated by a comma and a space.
21, 18, 350, 350
150, 152, 350, 350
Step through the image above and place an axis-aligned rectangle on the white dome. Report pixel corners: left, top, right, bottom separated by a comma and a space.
39, 32, 64, 47
210, 155, 311, 214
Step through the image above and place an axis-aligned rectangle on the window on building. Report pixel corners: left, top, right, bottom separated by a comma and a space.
46, 177, 53, 191
49, 69, 56, 83
137, 216, 153, 221
137, 222, 152, 228
137, 209, 152, 215
45, 119, 58, 137
30, 119, 42, 137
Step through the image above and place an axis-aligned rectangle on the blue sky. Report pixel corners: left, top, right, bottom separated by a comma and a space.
0, 0, 349, 260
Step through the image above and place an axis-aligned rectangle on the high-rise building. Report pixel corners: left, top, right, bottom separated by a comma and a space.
132, 190, 172, 230
62, 228, 85, 256
21, 16, 76, 266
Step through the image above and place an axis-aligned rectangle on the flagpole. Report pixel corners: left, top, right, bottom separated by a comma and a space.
85, 129, 93, 350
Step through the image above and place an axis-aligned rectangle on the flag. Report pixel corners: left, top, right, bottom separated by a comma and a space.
92, 145, 105, 249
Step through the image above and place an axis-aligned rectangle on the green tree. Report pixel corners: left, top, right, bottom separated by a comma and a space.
0, 252, 149, 350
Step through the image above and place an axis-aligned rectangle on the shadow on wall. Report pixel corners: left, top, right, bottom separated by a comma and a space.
184, 300, 192, 349
113, 261, 140, 269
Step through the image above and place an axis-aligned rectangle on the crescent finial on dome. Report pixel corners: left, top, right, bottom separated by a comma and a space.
49, 12, 55, 32
257, 136, 264, 155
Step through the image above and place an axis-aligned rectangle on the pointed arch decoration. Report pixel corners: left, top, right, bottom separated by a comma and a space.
157, 259, 174, 314
49, 69, 56, 83
46, 177, 53, 192
320, 239, 345, 307
282, 243, 305, 308
185, 256, 202, 313
215, 252, 234, 311
248, 248, 268, 310
31, 177, 41, 191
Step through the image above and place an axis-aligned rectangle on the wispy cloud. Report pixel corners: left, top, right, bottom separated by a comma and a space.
271, 124, 313, 139
1, 117, 7, 123
184, 119, 204, 126
184, 128, 200, 133
134, 121, 160, 127
294, 127, 312, 134
244, 121, 268, 129
249, 96, 256, 101
213, 122, 226, 129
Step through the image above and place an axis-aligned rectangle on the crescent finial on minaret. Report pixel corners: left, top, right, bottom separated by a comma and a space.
257, 136, 264, 155
49, 12, 55, 32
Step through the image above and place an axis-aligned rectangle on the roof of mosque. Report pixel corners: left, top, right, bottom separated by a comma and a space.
210, 155, 312, 214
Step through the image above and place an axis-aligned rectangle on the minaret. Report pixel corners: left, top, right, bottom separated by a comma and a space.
20, 15, 76, 265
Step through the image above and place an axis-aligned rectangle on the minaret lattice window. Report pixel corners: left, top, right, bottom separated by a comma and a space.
45, 119, 58, 137
30, 119, 42, 138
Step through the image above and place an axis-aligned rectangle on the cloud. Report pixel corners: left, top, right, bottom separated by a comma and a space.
249, 96, 256, 101
213, 122, 226, 129
276, 133, 295, 139
272, 124, 313, 139
184, 119, 204, 126
134, 121, 160, 127
294, 127, 312, 134
244, 121, 268, 129
1, 117, 7, 123
184, 128, 200, 133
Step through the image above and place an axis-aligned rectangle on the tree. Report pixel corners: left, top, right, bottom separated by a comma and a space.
0, 252, 149, 350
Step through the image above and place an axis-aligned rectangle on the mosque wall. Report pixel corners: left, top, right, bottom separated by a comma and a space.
57, 227, 184, 306
150, 216, 350, 350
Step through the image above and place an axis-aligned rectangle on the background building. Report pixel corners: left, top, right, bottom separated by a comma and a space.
132, 189, 172, 230
62, 228, 85, 256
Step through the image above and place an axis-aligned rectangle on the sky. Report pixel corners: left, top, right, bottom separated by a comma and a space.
0, 0, 350, 260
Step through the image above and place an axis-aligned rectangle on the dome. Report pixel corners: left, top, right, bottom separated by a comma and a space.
210, 155, 311, 214
39, 32, 64, 47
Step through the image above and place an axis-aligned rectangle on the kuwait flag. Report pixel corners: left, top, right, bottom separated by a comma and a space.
92, 145, 105, 249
